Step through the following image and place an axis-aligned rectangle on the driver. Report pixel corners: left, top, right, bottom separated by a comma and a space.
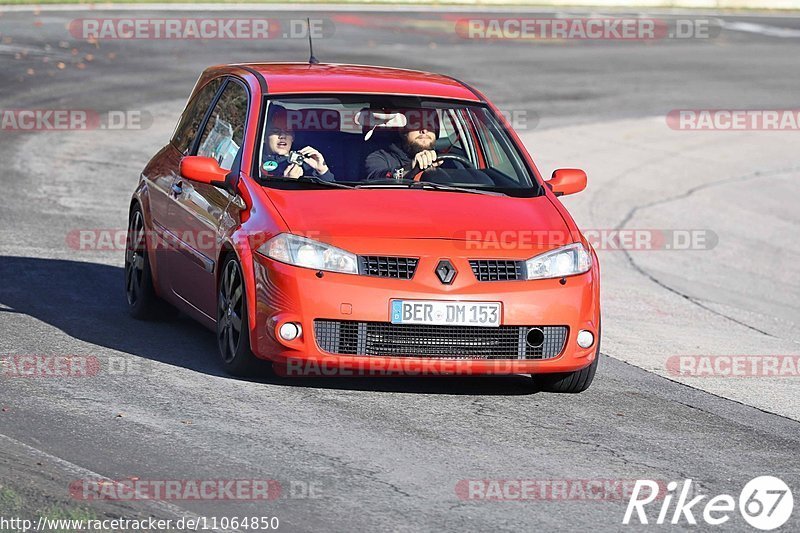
364, 109, 440, 181
261, 107, 334, 181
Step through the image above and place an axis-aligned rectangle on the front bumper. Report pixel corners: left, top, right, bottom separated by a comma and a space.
249, 241, 600, 376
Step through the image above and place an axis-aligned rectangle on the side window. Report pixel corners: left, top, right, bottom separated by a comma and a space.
171, 78, 223, 154
440, 110, 465, 152
472, 109, 517, 180
450, 108, 480, 167
196, 80, 248, 171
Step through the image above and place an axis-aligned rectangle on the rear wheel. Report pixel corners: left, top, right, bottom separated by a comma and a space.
217, 256, 262, 376
125, 206, 174, 319
531, 327, 600, 393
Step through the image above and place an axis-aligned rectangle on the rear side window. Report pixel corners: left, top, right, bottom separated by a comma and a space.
196, 80, 248, 170
171, 78, 223, 154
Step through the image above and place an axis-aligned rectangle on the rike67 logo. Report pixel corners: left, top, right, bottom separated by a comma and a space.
624, 477, 793, 530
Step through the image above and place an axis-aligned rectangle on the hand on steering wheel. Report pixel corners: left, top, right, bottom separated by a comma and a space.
410, 154, 475, 182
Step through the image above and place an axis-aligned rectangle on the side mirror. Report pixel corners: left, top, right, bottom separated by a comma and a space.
548, 168, 587, 197
179, 156, 228, 187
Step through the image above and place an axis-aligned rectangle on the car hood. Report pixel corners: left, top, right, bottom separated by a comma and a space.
266, 188, 571, 243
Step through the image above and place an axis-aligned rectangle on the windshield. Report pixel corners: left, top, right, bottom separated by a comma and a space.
256, 95, 540, 195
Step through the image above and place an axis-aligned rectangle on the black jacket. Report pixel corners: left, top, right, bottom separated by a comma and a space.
364, 143, 412, 181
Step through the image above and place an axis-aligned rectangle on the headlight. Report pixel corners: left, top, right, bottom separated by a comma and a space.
524, 243, 591, 280
258, 233, 359, 275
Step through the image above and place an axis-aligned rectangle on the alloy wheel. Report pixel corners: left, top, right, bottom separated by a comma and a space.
125, 210, 146, 306
218, 259, 244, 363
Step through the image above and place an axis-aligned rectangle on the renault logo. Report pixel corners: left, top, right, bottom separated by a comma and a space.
435, 259, 457, 285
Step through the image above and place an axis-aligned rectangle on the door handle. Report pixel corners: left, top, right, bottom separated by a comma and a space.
171, 182, 183, 197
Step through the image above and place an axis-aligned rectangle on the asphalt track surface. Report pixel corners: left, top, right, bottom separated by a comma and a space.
0, 5, 799, 532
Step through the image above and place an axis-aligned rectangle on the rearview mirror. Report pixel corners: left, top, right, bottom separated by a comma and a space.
179, 156, 228, 187
355, 109, 408, 141
548, 168, 587, 197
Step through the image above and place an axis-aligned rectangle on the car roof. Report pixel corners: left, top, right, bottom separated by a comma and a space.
227, 62, 483, 102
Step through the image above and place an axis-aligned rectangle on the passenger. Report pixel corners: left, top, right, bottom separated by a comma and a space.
262, 107, 334, 181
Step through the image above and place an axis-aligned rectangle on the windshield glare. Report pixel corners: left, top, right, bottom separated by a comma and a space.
257, 96, 538, 194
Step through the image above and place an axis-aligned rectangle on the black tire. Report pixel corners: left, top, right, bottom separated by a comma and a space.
531, 326, 600, 393
216, 255, 263, 376
125, 206, 175, 320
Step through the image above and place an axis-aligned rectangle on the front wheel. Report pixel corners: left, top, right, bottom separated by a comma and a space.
531, 327, 600, 393
216, 256, 263, 376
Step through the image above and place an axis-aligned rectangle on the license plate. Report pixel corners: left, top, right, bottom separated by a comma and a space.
390, 300, 501, 327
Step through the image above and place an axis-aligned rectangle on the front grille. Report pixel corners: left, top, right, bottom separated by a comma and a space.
314, 320, 567, 359
358, 256, 418, 279
470, 260, 525, 281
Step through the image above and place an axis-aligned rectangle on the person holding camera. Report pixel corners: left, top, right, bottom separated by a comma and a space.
261, 107, 335, 181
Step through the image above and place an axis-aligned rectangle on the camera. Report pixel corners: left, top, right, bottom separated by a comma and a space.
288, 151, 305, 165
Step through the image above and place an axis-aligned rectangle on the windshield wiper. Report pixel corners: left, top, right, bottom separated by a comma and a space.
407, 180, 505, 196
355, 180, 503, 196
265, 176, 356, 189
269, 176, 501, 195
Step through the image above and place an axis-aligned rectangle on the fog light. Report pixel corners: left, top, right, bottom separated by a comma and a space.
526, 328, 545, 348
577, 330, 594, 349
279, 322, 302, 341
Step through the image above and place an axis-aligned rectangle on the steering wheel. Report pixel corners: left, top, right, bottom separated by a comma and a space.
411, 154, 475, 182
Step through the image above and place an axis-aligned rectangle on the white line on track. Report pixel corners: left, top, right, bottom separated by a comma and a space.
720, 20, 800, 37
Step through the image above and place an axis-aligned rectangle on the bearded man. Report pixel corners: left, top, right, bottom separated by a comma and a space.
364, 109, 441, 181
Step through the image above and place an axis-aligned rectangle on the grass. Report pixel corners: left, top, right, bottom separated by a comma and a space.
0, 484, 101, 533
40, 506, 100, 533
0, 486, 23, 514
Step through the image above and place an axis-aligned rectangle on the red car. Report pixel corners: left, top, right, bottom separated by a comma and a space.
125, 63, 600, 392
